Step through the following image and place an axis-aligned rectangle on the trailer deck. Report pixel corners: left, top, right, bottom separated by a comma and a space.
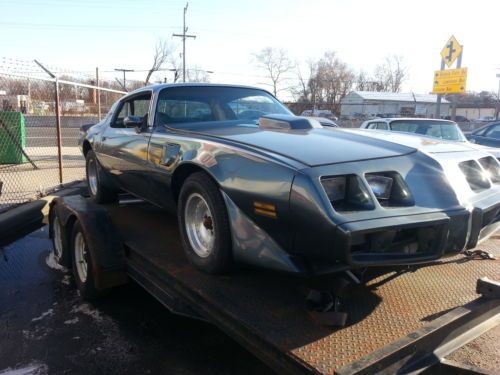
101, 201, 500, 375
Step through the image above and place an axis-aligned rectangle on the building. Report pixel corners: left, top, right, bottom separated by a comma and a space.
340, 91, 450, 118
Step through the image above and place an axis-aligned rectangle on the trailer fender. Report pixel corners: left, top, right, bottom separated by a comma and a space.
49, 196, 127, 290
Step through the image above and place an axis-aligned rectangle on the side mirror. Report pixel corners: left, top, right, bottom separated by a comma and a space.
123, 115, 144, 130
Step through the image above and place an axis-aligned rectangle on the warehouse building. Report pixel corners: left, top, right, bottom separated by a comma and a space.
340, 91, 450, 118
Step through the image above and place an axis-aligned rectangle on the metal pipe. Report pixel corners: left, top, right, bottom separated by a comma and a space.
96, 67, 101, 121
54, 78, 63, 184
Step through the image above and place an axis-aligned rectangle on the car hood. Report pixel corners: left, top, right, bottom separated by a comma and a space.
178, 123, 416, 166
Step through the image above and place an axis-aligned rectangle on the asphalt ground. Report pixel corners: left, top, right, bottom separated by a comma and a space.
0, 227, 275, 375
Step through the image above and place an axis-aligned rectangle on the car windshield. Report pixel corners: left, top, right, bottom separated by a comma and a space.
155, 86, 292, 127
390, 120, 466, 142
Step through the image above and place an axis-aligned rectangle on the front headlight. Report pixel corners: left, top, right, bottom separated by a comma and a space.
321, 175, 374, 212
321, 176, 346, 202
365, 174, 393, 200
365, 172, 414, 207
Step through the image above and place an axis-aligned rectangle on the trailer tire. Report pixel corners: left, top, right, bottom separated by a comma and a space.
70, 221, 106, 299
178, 172, 232, 274
86, 150, 118, 203
50, 212, 71, 268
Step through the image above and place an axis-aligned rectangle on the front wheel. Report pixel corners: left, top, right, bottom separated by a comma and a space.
178, 172, 232, 274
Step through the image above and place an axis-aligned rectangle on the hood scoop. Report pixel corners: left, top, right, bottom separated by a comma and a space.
259, 114, 322, 131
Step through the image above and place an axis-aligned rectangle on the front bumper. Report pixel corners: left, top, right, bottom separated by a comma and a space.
467, 194, 500, 249
333, 209, 469, 268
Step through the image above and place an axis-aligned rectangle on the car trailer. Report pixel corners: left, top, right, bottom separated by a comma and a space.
49, 194, 500, 375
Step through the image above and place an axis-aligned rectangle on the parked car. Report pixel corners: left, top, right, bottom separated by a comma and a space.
360, 118, 467, 142
307, 116, 338, 127
80, 84, 500, 276
301, 109, 338, 121
360, 117, 500, 159
466, 122, 500, 148
477, 116, 496, 123
443, 115, 469, 123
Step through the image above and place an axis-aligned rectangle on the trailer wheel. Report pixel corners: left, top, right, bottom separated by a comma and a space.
50, 213, 71, 268
70, 221, 105, 299
178, 172, 232, 274
86, 150, 118, 203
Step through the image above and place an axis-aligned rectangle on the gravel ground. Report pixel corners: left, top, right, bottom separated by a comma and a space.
0, 227, 275, 375
447, 324, 500, 373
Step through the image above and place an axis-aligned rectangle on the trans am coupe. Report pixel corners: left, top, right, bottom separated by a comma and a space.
80, 84, 500, 275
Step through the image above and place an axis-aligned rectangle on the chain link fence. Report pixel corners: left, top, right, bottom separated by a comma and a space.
0, 68, 125, 213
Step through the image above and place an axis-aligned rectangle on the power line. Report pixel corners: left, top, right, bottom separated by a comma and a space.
172, 2, 196, 82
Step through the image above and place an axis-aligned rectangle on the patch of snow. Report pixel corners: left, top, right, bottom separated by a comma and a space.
0, 362, 48, 375
31, 309, 54, 322
71, 303, 102, 322
44, 252, 67, 272
63, 317, 79, 325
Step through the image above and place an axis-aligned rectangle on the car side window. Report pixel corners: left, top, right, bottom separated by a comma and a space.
112, 93, 151, 128
376, 122, 388, 130
485, 124, 500, 139
155, 99, 215, 125
366, 122, 377, 129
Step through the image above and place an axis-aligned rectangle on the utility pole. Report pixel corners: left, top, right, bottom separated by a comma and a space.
114, 68, 134, 90
173, 2, 196, 82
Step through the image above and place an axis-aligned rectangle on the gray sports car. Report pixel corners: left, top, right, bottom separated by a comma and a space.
79, 84, 500, 275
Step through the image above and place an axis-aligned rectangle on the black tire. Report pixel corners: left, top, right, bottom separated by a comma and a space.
50, 212, 71, 268
178, 172, 232, 274
70, 221, 106, 299
85, 150, 118, 203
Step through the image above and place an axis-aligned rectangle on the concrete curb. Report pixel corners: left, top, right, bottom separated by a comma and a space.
0, 182, 87, 246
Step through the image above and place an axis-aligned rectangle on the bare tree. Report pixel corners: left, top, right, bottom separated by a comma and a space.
145, 40, 173, 86
254, 47, 295, 97
187, 67, 211, 83
373, 55, 408, 92
310, 51, 355, 114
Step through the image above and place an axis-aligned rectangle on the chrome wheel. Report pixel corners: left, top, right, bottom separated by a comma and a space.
87, 158, 98, 196
53, 218, 63, 260
184, 193, 215, 258
74, 232, 88, 283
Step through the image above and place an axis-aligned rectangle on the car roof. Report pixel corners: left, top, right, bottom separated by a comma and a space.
368, 117, 456, 124
127, 83, 275, 96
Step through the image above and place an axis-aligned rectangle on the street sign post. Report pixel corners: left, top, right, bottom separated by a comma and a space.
432, 67, 467, 94
434, 36, 465, 120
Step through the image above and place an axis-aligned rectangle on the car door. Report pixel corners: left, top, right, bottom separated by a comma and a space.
146, 88, 218, 210
99, 91, 154, 200
475, 123, 500, 148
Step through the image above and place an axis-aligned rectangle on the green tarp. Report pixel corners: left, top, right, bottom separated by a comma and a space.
0, 111, 26, 164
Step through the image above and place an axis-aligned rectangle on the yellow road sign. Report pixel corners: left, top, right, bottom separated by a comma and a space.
441, 35, 462, 67
432, 67, 467, 94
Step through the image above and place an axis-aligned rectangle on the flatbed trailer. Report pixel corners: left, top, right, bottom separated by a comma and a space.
49, 195, 500, 375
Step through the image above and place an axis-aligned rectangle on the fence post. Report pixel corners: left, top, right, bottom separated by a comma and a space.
54, 78, 63, 184
96, 67, 101, 121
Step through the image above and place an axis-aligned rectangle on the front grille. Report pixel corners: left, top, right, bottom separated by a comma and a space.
459, 160, 490, 192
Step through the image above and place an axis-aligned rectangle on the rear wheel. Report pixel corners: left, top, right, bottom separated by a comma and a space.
178, 172, 232, 274
50, 213, 71, 267
85, 150, 118, 203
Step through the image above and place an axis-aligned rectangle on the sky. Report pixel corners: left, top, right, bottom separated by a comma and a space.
1, 0, 499, 98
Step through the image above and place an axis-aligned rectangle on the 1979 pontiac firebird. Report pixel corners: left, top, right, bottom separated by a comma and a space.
80, 84, 500, 275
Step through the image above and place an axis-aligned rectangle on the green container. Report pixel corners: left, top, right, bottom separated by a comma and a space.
0, 111, 26, 164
